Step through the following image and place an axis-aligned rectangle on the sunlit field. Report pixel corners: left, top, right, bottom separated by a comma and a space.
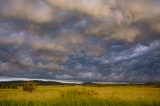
0, 85, 160, 106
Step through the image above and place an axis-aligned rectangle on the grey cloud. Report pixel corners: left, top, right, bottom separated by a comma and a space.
58, 40, 160, 82
0, 0, 54, 23
0, 0, 160, 82
0, 39, 160, 82
0, 30, 85, 52
0, 0, 160, 42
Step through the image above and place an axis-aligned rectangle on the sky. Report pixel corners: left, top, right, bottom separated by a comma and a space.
0, 0, 160, 83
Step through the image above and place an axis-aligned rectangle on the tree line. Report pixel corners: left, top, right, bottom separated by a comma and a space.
0, 82, 37, 93
0, 83, 18, 89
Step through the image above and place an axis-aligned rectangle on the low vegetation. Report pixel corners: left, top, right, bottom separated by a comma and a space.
0, 82, 159, 106
0, 83, 18, 89
23, 82, 37, 93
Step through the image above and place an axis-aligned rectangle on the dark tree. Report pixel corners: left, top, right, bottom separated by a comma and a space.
23, 82, 37, 93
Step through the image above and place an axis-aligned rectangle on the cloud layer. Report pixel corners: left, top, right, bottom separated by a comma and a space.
0, 0, 160, 42
0, 0, 160, 82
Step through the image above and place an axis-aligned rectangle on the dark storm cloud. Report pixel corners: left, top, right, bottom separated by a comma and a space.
58, 40, 160, 82
0, 0, 160, 41
0, 0, 160, 82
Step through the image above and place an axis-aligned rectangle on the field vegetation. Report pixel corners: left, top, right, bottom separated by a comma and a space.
0, 82, 160, 106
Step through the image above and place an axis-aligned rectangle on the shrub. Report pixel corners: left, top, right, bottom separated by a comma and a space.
23, 82, 37, 93
59, 89, 98, 99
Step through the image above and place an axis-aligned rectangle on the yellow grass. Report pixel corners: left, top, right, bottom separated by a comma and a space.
0, 85, 160, 106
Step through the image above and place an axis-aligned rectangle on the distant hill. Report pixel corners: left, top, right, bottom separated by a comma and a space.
0, 77, 159, 87
0, 80, 78, 86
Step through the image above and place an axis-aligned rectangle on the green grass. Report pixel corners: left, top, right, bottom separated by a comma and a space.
0, 85, 160, 106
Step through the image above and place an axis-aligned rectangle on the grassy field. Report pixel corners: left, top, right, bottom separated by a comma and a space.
0, 85, 160, 106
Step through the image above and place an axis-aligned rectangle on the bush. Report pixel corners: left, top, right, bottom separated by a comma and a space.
23, 82, 37, 93
59, 89, 98, 99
